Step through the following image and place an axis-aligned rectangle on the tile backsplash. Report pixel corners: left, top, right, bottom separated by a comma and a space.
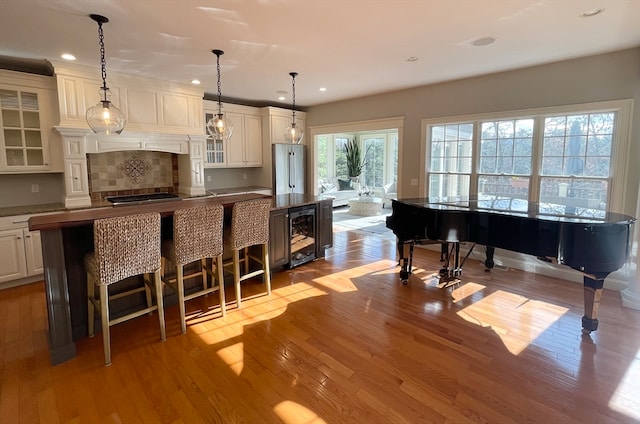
88, 151, 178, 200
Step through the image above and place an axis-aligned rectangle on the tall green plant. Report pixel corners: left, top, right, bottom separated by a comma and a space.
344, 139, 369, 178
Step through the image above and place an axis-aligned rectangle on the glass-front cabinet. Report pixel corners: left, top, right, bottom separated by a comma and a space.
204, 110, 226, 167
0, 85, 51, 171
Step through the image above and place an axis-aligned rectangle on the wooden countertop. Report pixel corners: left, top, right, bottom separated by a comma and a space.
29, 193, 327, 231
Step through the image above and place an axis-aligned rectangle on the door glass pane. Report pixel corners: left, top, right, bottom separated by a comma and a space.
25, 130, 42, 147
0, 90, 19, 108
20, 92, 39, 110
4, 129, 22, 146
2, 110, 20, 127
5, 149, 25, 166
23, 111, 40, 128
26, 149, 44, 166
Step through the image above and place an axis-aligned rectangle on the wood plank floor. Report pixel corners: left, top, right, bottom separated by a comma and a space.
1, 219, 639, 423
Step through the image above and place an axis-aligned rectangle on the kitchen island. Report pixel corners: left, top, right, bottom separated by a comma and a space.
29, 193, 332, 364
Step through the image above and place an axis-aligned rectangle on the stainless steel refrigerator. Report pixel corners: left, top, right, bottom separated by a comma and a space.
272, 143, 305, 195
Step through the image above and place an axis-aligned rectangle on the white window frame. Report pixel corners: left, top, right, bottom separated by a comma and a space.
420, 99, 633, 214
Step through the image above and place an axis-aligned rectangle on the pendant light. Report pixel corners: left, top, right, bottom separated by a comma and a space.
284, 72, 304, 144
85, 14, 126, 135
206, 49, 234, 141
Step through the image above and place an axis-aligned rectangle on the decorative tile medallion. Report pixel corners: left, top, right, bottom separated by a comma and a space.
117, 154, 152, 184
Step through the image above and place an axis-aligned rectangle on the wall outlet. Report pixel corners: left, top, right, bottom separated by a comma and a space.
207, 175, 212, 182
31, 184, 39, 193
410, 178, 418, 186
242, 173, 247, 180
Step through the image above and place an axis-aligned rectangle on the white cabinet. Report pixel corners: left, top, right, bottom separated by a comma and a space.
204, 102, 263, 168
262, 107, 306, 144
53, 62, 204, 135
0, 215, 43, 284
0, 70, 62, 173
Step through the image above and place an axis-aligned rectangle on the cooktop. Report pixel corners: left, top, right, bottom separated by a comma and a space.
106, 192, 181, 206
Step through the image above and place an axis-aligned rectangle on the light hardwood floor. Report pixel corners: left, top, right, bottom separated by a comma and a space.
1, 219, 639, 423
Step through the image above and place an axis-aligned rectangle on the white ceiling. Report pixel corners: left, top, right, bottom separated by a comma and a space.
1, 0, 639, 107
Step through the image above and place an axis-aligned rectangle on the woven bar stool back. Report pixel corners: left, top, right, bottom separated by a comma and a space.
161, 204, 226, 334
84, 212, 165, 366
225, 197, 272, 308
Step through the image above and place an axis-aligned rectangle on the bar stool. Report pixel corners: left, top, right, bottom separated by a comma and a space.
161, 204, 226, 334
85, 212, 165, 366
224, 197, 272, 308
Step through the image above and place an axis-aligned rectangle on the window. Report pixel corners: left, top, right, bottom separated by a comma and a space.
315, 130, 398, 190
423, 101, 632, 218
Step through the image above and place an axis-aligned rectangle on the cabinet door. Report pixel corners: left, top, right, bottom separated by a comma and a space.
204, 110, 227, 167
244, 114, 263, 166
24, 229, 43, 275
316, 200, 334, 258
0, 229, 27, 283
0, 88, 50, 171
269, 209, 290, 269
225, 112, 246, 167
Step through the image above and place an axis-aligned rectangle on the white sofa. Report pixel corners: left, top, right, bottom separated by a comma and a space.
381, 182, 397, 208
318, 178, 358, 207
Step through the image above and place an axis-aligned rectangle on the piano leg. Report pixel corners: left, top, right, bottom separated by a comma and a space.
582, 276, 605, 333
484, 246, 495, 272
398, 240, 413, 284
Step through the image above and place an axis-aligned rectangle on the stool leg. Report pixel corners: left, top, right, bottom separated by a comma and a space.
243, 247, 249, 274
99, 284, 111, 366
263, 243, 271, 296
216, 255, 226, 317
87, 274, 95, 337
234, 250, 242, 308
177, 265, 187, 334
200, 258, 208, 293
154, 269, 166, 341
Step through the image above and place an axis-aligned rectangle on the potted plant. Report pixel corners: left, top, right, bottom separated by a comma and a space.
344, 138, 369, 181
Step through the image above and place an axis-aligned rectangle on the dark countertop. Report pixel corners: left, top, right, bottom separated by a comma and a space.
28, 193, 327, 231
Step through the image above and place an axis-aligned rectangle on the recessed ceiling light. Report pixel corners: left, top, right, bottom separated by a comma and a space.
580, 8, 604, 17
61, 53, 76, 61
406, 57, 418, 62
278, 96, 286, 101
191, 79, 201, 85
472, 36, 496, 47
319, 87, 327, 92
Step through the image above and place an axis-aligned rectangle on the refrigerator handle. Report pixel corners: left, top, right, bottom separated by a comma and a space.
289, 151, 295, 188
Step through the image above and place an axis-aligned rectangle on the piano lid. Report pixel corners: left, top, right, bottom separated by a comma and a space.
396, 196, 636, 225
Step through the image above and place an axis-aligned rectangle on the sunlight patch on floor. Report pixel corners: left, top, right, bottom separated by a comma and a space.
274, 400, 328, 424
456, 289, 568, 355
609, 349, 640, 421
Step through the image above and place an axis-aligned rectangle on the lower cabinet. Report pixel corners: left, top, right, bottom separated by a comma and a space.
269, 208, 290, 269
269, 201, 334, 270
0, 226, 43, 284
316, 199, 333, 258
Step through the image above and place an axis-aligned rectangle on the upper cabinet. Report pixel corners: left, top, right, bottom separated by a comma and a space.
0, 70, 62, 173
263, 106, 306, 145
203, 101, 263, 168
53, 62, 204, 135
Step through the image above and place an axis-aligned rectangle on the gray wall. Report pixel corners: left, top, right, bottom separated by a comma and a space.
307, 48, 640, 216
0, 173, 64, 207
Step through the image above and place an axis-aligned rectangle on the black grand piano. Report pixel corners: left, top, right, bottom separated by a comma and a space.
386, 197, 636, 333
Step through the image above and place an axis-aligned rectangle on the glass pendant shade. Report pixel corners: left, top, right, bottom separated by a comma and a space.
85, 14, 126, 135
284, 71, 303, 144
206, 49, 233, 141
206, 112, 234, 141
284, 122, 303, 144
86, 87, 126, 134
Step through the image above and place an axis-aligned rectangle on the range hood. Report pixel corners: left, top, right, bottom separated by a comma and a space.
83, 131, 193, 155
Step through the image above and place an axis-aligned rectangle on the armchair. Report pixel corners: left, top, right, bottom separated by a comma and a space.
381, 182, 397, 208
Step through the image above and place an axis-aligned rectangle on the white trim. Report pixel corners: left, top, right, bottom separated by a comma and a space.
421, 99, 634, 215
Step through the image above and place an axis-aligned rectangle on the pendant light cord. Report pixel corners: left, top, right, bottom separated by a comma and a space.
290, 72, 298, 124
97, 20, 108, 98
215, 51, 223, 114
